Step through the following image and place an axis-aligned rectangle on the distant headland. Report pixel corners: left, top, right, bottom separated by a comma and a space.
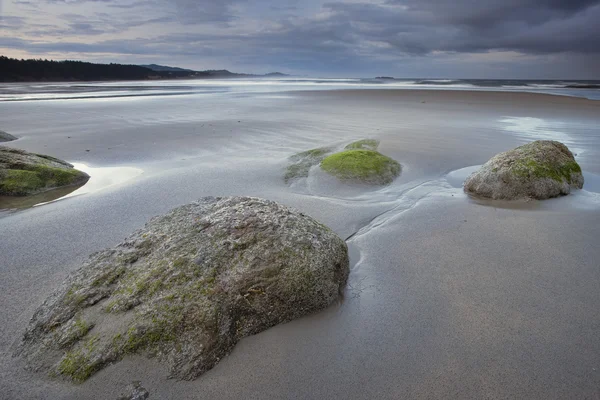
0, 56, 288, 82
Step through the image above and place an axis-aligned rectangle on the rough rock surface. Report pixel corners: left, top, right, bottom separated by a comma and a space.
464, 140, 584, 200
0, 130, 17, 142
16, 197, 349, 382
0, 147, 89, 196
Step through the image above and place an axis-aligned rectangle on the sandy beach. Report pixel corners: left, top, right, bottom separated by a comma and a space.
1, 86, 599, 399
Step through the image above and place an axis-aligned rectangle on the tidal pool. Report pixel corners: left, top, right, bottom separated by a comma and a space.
0, 163, 143, 211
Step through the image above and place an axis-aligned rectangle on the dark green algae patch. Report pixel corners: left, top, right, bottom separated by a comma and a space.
285, 139, 401, 186
0, 147, 89, 196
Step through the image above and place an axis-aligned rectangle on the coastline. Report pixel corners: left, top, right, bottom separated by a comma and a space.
2, 79, 599, 103
1, 88, 599, 399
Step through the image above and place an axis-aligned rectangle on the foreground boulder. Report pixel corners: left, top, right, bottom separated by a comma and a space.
0, 147, 89, 196
17, 197, 349, 382
464, 140, 583, 200
0, 130, 17, 142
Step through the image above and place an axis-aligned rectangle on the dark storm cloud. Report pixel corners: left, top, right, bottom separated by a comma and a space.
386, 0, 598, 26
322, 0, 600, 55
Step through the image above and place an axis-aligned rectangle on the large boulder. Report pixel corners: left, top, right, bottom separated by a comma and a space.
0, 130, 17, 142
464, 140, 584, 200
0, 147, 89, 196
16, 197, 349, 382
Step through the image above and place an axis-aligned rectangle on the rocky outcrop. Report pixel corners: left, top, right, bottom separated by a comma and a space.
16, 197, 349, 382
464, 140, 584, 200
0, 147, 89, 196
0, 130, 17, 142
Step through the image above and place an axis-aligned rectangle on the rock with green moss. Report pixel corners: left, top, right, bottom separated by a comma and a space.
344, 139, 379, 151
16, 197, 349, 382
0, 130, 17, 142
0, 147, 89, 196
284, 146, 333, 182
464, 140, 584, 200
321, 149, 401, 185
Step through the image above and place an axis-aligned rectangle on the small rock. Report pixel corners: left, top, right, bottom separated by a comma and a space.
117, 381, 149, 400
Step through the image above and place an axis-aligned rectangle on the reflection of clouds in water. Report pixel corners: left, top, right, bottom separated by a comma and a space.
499, 117, 583, 156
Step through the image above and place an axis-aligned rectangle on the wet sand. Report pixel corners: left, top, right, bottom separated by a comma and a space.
0, 88, 599, 399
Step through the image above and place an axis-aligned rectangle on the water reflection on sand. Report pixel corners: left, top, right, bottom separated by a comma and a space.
0, 163, 143, 211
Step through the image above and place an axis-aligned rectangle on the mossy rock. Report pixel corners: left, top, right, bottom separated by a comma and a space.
0, 147, 89, 196
345, 139, 379, 151
16, 197, 349, 382
284, 146, 333, 182
321, 149, 401, 185
464, 140, 584, 200
0, 130, 17, 142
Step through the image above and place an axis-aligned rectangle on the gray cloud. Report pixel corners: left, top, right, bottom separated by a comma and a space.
0, 15, 26, 29
1, 0, 599, 77
322, 0, 600, 55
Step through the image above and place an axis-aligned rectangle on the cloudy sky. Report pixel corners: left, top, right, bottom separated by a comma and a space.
1, 0, 599, 78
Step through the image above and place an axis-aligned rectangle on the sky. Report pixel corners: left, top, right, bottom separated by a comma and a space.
1, 0, 599, 78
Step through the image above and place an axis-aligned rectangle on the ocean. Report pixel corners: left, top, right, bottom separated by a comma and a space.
1, 77, 599, 102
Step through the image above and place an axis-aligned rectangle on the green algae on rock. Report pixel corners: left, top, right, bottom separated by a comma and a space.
464, 140, 584, 200
16, 197, 349, 382
344, 139, 380, 151
0, 147, 89, 196
284, 146, 333, 182
321, 149, 401, 185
